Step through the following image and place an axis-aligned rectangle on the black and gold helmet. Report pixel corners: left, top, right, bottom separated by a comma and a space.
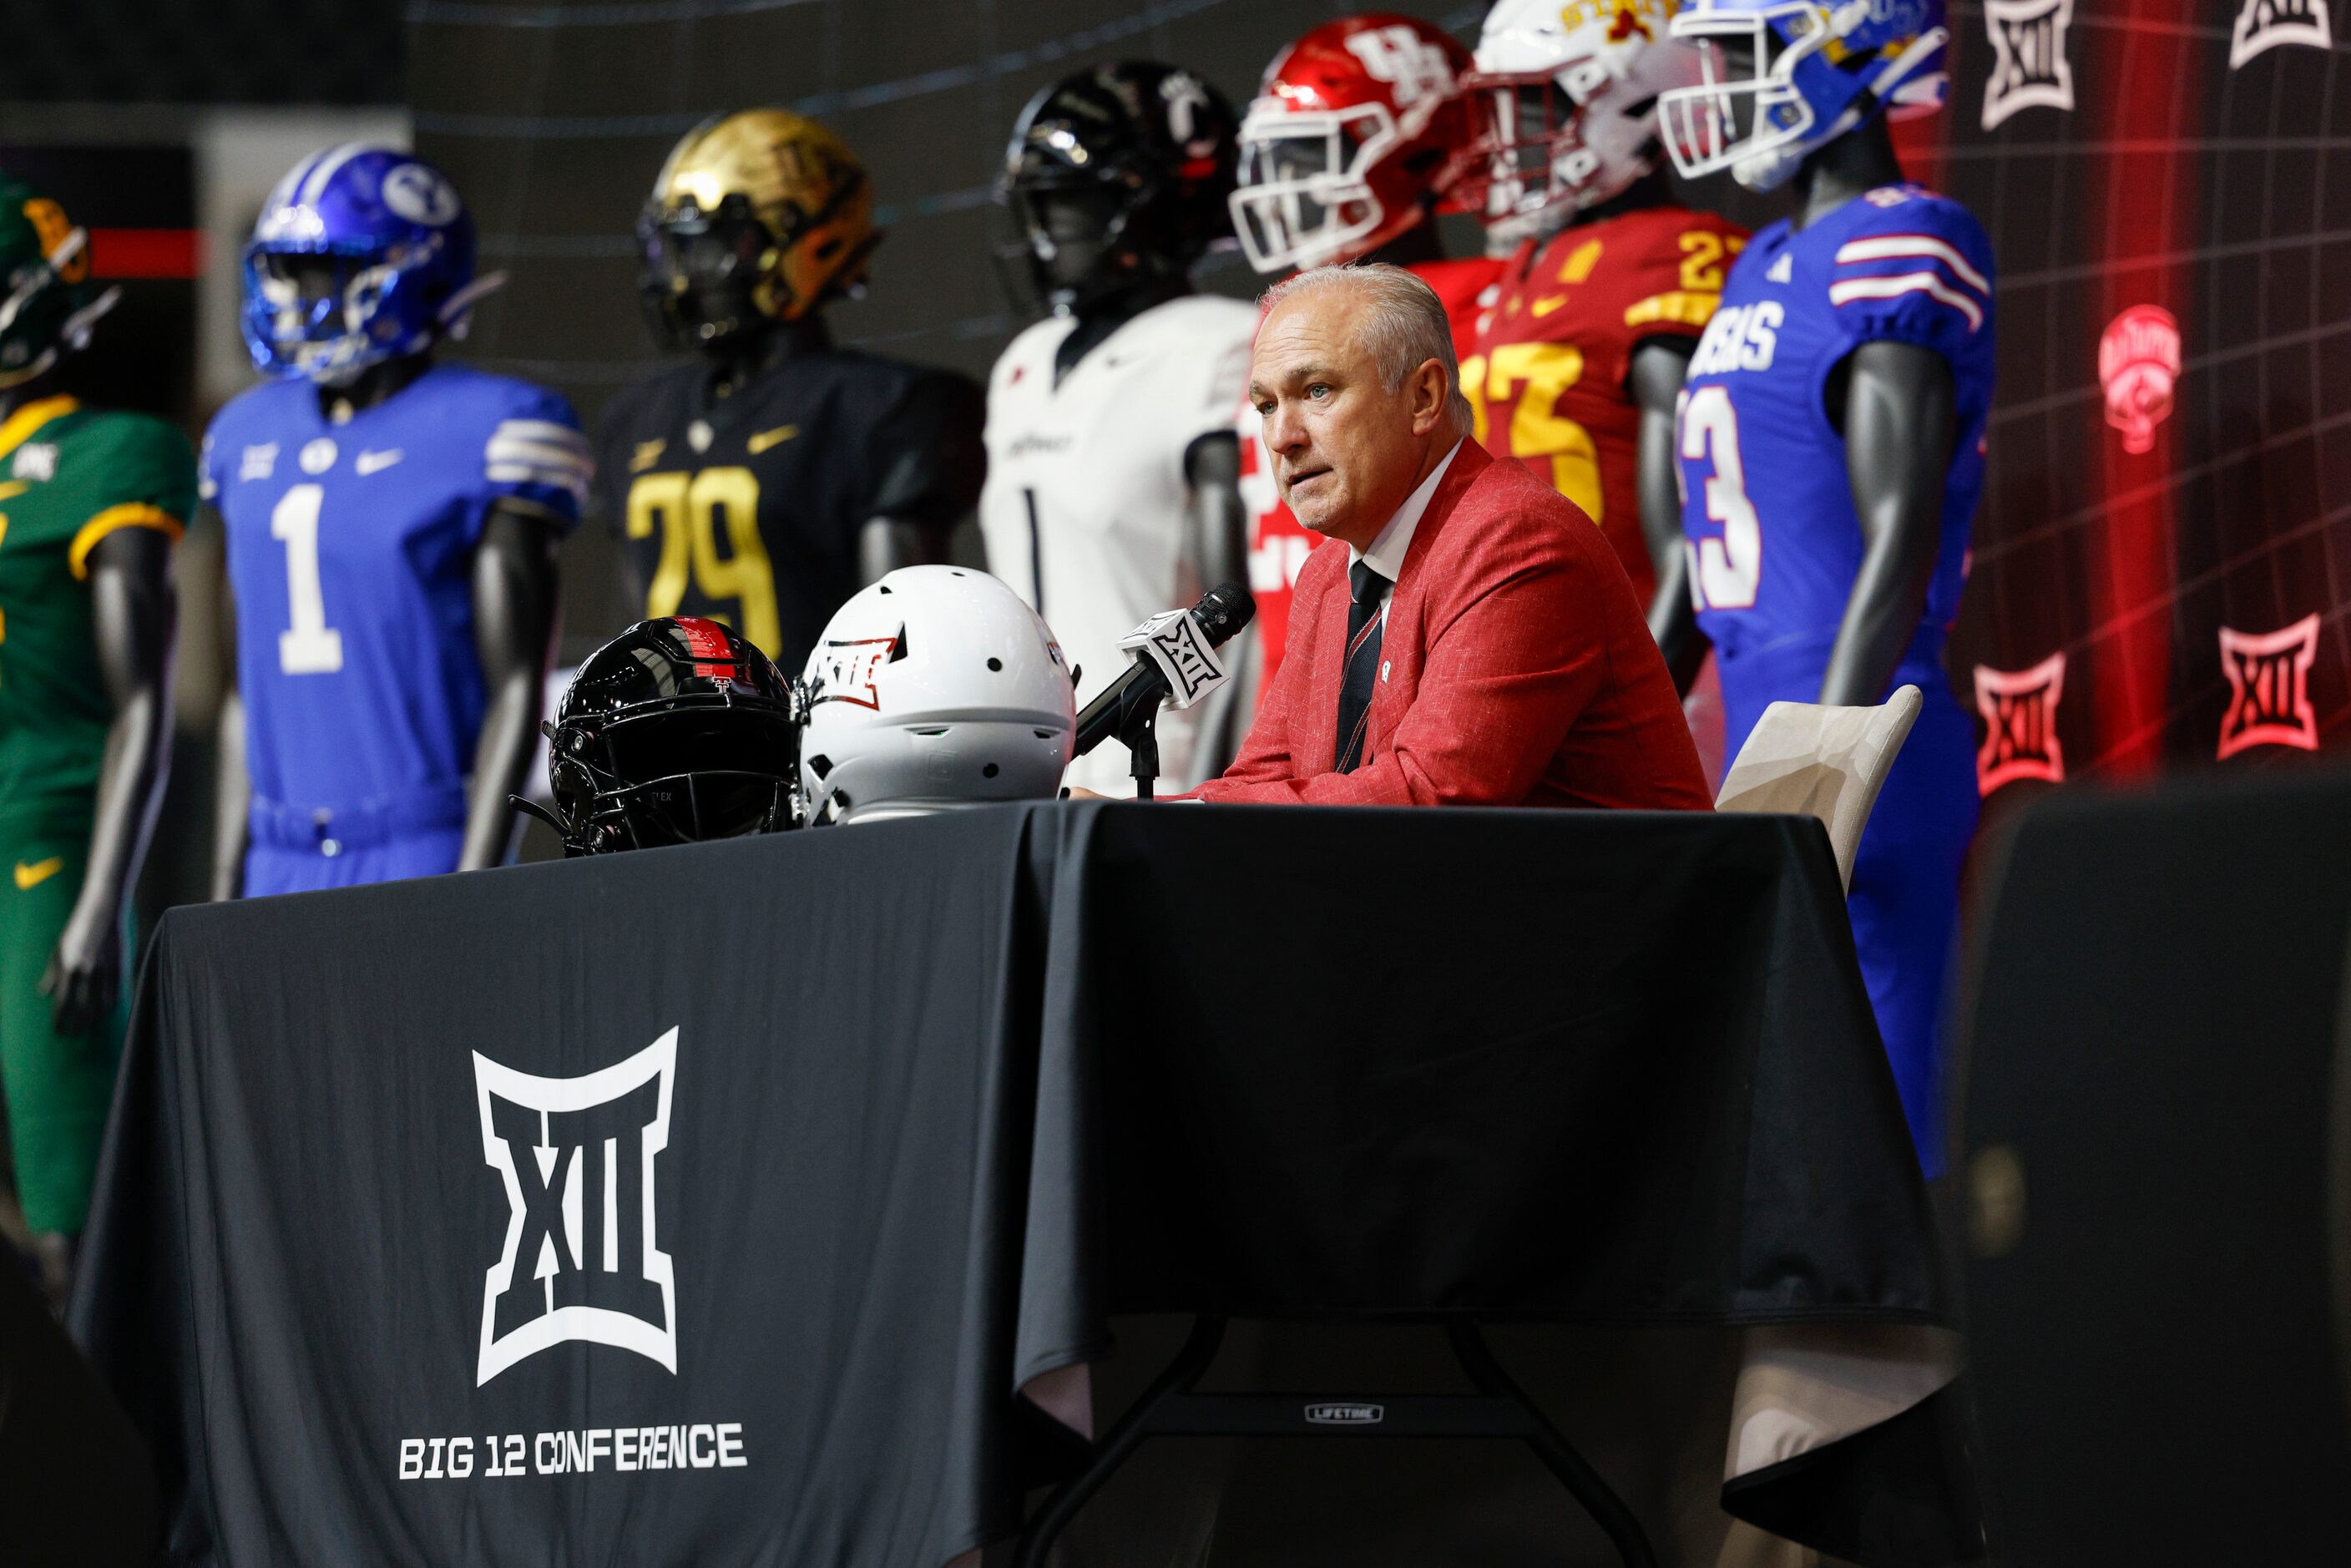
637, 109, 879, 349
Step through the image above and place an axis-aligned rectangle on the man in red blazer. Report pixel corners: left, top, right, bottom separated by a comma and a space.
1181, 263, 1711, 809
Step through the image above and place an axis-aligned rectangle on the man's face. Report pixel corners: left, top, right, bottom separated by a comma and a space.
1248, 288, 1441, 548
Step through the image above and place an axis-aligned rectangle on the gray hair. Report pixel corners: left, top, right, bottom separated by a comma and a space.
1258, 263, 1474, 432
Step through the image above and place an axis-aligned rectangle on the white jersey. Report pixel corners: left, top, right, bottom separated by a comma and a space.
979, 292, 1257, 796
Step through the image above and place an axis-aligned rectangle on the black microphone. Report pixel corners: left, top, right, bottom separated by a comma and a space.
1072, 582, 1255, 757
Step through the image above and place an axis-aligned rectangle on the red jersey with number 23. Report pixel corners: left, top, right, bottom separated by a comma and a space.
1236, 254, 1505, 689
1469, 205, 1747, 606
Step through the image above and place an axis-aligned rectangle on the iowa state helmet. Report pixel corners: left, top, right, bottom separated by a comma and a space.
241, 144, 493, 384
536, 617, 801, 856
1659, 0, 1949, 192
999, 62, 1240, 315
640, 109, 879, 348
799, 566, 1075, 825
0, 173, 117, 387
1458, 0, 1707, 242
1230, 14, 1479, 274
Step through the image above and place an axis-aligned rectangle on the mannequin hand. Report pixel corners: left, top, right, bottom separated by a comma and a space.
39, 907, 121, 1037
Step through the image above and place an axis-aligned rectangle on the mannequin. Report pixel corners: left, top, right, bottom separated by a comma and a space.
0, 372, 178, 1308
605, 109, 985, 680
1033, 197, 1250, 610
1654, 0, 1993, 1171
0, 371, 175, 1037
208, 145, 585, 901
210, 346, 559, 898
1651, 113, 1956, 703
981, 61, 1261, 796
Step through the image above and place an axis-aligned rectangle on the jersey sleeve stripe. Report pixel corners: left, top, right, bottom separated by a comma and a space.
1624, 291, 1723, 330
485, 463, 591, 501
489, 419, 589, 451
484, 438, 593, 473
1827, 272, 1987, 332
1833, 234, 1990, 296
68, 502, 185, 579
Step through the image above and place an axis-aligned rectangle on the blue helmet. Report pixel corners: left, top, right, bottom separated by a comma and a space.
240, 144, 498, 382
1657, 0, 1949, 193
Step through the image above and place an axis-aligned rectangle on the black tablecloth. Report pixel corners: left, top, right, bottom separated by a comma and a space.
73, 802, 1958, 1566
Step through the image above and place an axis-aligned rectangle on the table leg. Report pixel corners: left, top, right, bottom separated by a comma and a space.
1014, 1315, 1661, 1568
1014, 1313, 1229, 1568
1445, 1321, 1659, 1568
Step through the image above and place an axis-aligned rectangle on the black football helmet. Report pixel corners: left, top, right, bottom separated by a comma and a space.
529, 617, 801, 857
998, 61, 1240, 314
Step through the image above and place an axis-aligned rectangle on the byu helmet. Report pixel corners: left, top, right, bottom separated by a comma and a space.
241, 144, 496, 383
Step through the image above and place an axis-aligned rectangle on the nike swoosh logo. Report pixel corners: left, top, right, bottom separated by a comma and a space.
14, 857, 63, 890
356, 448, 404, 475
746, 425, 799, 455
1530, 295, 1569, 317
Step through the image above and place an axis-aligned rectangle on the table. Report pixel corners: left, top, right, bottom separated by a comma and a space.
72, 802, 1971, 1566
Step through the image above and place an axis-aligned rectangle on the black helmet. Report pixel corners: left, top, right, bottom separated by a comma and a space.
998, 61, 1239, 314
533, 617, 801, 856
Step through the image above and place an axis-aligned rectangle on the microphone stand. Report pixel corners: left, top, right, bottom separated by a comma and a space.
1119, 700, 1160, 802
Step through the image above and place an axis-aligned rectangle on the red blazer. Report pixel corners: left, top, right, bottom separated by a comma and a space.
1195, 440, 1712, 810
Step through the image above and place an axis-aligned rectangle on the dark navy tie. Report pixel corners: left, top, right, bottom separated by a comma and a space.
1335, 559, 1388, 774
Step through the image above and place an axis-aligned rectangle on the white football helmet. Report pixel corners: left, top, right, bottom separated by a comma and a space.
1462, 0, 1707, 245
799, 566, 1077, 825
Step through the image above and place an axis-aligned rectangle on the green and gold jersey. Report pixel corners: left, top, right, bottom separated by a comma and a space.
0, 396, 193, 837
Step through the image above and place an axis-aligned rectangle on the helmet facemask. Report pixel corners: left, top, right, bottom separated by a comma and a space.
1229, 99, 1402, 273
1658, 3, 1825, 190
549, 701, 801, 856
637, 192, 786, 348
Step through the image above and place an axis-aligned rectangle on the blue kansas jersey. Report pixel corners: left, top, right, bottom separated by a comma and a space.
1676, 185, 1995, 1179
1676, 183, 1994, 669
204, 364, 587, 890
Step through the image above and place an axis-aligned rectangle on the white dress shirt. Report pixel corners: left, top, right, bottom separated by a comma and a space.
1348, 438, 1463, 629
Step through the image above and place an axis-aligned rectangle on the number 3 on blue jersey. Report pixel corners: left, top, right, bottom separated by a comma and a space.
1677, 385, 1761, 610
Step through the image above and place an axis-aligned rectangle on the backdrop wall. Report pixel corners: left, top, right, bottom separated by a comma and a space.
413, 0, 2351, 802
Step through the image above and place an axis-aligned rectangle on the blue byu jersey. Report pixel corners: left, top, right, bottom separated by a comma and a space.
204, 364, 587, 818
1676, 184, 1995, 673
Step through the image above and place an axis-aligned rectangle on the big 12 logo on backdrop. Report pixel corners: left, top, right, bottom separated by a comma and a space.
2217, 615, 2320, 758
1980, 0, 2075, 130
1974, 652, 2068, 793
473, 1030, 679, 1385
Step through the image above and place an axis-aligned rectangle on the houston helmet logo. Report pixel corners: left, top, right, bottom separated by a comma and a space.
2231, 0, 2331, 68
1981, 0, 2075, 129
473, 1030, 678, 1385
2217, 615, 2320, 758
1974, 653, 2067, 793
2099, 306, 2182, 455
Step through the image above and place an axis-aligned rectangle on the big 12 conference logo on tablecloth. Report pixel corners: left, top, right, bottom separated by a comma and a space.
2099, 306, 2182, 455
1974, 652, 2067, 793
1981, 0, 2075, 130
473, 1029, 679, 1385
2217, 615, 2321, 758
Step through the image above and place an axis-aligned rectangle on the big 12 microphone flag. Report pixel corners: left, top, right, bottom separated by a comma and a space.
70, 820, 1072, 1565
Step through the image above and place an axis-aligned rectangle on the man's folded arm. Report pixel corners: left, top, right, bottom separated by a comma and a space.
1193, 551, 1600, 806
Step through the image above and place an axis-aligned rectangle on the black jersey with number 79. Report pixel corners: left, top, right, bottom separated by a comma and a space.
594, 344, 985, 675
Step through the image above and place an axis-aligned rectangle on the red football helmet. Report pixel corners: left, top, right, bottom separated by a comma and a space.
1229, 14, 1479, 273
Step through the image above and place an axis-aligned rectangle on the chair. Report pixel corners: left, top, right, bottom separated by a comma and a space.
1715, 685, 1924, 890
